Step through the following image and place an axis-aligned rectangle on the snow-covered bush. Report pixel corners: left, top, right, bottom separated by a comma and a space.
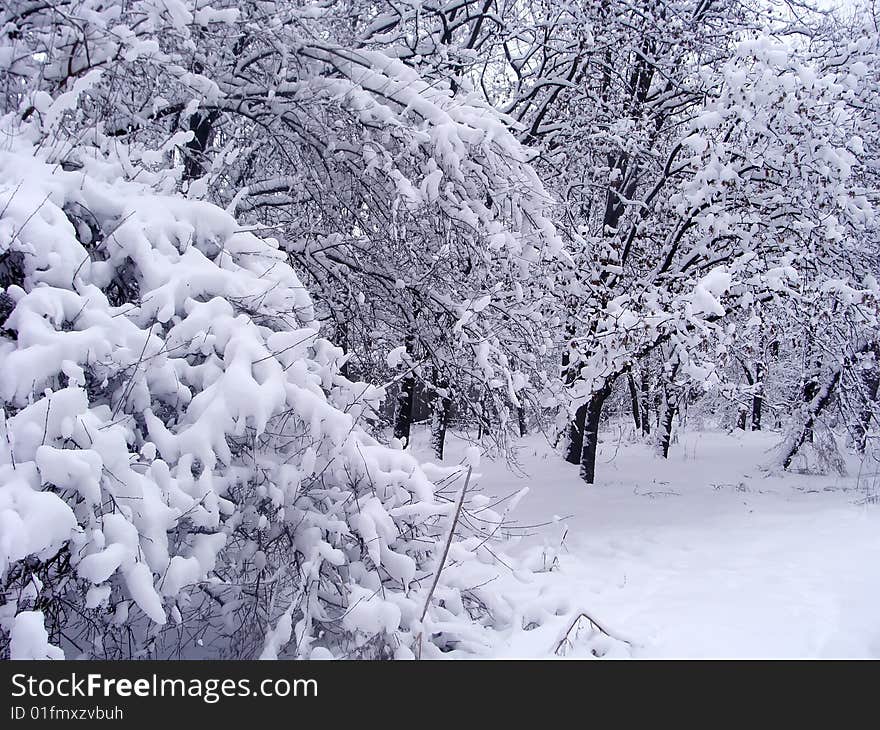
0, 0, 566, 465
0, 127, 516, 659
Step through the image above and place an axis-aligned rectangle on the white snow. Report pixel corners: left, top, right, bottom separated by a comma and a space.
9, 611, 64, 660
689, 268, 733, 317
1, 0, 876, 662
410, 427, 880, 658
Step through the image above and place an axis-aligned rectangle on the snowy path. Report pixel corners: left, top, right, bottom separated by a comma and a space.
414, 428, 880, 658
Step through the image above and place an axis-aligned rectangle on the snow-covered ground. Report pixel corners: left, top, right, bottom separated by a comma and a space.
412, 425, 880, 659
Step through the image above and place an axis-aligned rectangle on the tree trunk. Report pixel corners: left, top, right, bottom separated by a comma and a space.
640, 372, 651, 436
578, 383, 613, 484
659, 396, 676, 459
657, 363, 681, 459
430, 377, 451, 460
336, 320, 350, 379
751, 361, 763, 431
802, 377, 819, 444
564, 403, 587, 465
738, 360, 754, 431
561, 320, 582, 461
517, 404, 528, 437
183, 110, 220, 182
781, 369, 841, 470
854, 369, 880, 454
781, 342, 878, 467
653, 384, 663, 432
393, 335, 416, 447
476, 392, 491, 440
627, 371, 641, 432
800, 348, 823, 445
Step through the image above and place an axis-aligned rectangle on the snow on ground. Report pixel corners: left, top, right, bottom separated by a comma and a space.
411, 425, 880, 658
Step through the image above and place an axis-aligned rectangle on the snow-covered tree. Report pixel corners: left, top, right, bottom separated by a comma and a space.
461, 0, 880, 481
0, 0, 547, 659
15, 0, 564, 457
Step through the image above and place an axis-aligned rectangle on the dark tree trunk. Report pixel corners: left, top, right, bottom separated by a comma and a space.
517, 405, 528, 437
430, 377, 451, 460
657, 361, 681, 459
781, 369, 841, 470
627, 371, 641, 432
751, 361, 764, 431
737, 358, 763, 431
640, 372, 651, 436
336, 320, 349, 379
561, 318, 582, 459
854, 368, 880, 453
476, 392, 492, 439
800, 348, 823, 445
653, 384, 663, 432
782, 342, 878, 468
393, 335, 416, 447
183, 110, 220, 182
855, 408, 873, 454
659, 396, 677, 459
802, 377, 819, 444
578, 383, 612, 484
564, 403, 587, 465
394, 375, 415, 446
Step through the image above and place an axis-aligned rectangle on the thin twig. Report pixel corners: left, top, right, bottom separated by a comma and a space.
554, 611, 632, 656
416, 465, 473, 658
